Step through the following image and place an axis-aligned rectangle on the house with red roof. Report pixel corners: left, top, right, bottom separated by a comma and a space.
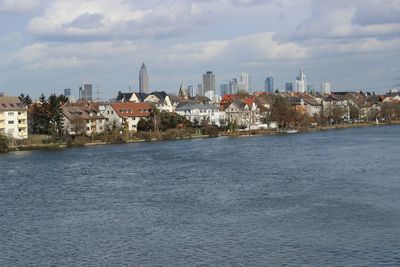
101, 102, 153, 132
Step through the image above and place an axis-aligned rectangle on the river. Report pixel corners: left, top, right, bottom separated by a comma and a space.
1, 125, 400, 266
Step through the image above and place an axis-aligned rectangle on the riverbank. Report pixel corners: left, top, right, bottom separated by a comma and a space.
6, 120, 400, 152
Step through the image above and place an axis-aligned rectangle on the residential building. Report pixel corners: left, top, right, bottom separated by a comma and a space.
0, 96, 28, 139
62, 103, 106, 136
175, 103, 224, 126
104, 102, 152, 132
139, 62, 150, 94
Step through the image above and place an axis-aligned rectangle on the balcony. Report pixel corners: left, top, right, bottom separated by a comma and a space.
18, 113, 27, 120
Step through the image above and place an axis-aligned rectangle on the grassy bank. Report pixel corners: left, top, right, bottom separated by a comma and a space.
6, 121, 400, 153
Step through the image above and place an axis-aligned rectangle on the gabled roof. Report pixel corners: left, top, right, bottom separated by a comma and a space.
303, 98, 321, 106
152, 91, 168, 100
116, 91, 134, 102
227, 100, 246, 111
110, 102, 152, 118
175, 103, 219, 111
62, 103, 105, 121
135, 92, 148, 102
0, 96, 26, 111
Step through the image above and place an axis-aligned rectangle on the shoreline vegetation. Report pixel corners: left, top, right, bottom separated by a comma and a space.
4, 120, 399, 153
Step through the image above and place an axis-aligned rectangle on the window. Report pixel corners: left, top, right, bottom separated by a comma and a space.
8, 112, 14, 116
8, 120, 14, 124
18, 112, 22, 115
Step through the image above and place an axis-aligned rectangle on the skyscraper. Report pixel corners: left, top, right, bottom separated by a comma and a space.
139, 63, 150, 94
285, 82, 293, 92
79, 83, 93, 101
320, 82, 331, 95
229, 78, 239, 94
197, 84, 203, 96
188, 85, 194, 97
220, 84, 229, 96
265, 75, 274, 93
203, 71, 215, 94
64, 88, 71, 98
239, 72, 250, 92
295, 66, 306, 93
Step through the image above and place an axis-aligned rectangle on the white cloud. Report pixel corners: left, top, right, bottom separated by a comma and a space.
0, 0, 40, 13
27, 0, 208, 40
290, 0, 400, 40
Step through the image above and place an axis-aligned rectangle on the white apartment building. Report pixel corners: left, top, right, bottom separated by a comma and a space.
0, 96, 28, 139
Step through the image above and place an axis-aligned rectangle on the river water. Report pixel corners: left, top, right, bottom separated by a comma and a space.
1, 125, 400, 266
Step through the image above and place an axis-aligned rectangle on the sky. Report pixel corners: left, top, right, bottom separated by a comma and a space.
0, 0, 400, 99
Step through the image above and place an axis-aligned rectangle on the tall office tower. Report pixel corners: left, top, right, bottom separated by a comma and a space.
188, 85, 194, 97
64, 88, 71, 98
229, 78, 239, 94
285, 82, 294, 92
264, 75, 274, 93
307, 84, 315, 93
197, 84, 203, 96
239, 72, 250, 92
79, 83, 93, 101
203, 71, 215, 94
139, 62, 150, 94
220, 84, 229, 96
320, 82, 331, 95
295, 66, 306, 93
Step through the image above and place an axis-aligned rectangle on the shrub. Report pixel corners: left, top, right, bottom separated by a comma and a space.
0, 134, 9, 153
202, 126, 219, 138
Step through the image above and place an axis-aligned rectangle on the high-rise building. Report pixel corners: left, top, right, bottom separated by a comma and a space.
79, 83, 93, 101
188, 85, 194, 97
239, 72, 250, 92
139, 62, 150, 94
64, 88, 71, 98
320, 82, 331, 95
265, 75, 274, 93
229, 78, 239, 94
220, 84, 229, 96
203, 71, 215, 94
197, 84, 203, 96
295, 66, 306, 93
285, 82, 293, 92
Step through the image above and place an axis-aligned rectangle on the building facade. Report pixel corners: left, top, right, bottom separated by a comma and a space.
203, 71, 215, 95
295, 66, 306, 93
79, 83, 93, 101
0, 96, 28, 139
320, 82, 332, 95
240, 72, 250, 92
265, 76, 274, 93
139, 63, 150, 94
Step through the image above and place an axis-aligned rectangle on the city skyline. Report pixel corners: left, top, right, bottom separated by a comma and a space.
0, 0, 399, 98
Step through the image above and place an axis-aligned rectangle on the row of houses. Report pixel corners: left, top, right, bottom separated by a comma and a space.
1, 89, 399, 139
62, 102, 153, 136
